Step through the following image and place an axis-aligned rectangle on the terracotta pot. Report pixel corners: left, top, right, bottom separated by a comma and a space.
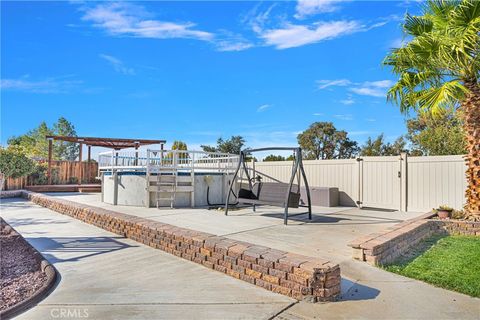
437, 209, 452, 219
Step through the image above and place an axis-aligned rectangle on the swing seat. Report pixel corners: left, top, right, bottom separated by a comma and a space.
237, 182, 301, 208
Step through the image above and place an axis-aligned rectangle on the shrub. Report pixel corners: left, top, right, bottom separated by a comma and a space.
451, 210, 465, 220
29, 163, 48, 185
0, 147, 36, 179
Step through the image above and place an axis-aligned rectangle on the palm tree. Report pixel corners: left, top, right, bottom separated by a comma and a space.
384, 0, 480, 219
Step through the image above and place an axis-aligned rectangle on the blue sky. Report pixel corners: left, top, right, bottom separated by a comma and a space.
1, 0, 421, 154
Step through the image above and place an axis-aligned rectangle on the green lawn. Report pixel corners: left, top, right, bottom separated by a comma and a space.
384, 235, 480, 297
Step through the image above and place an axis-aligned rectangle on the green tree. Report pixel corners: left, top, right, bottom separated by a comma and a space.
8, 121, 53, 159
361, 134, 409, 156
7, 117, 78, 160
201, 136, 245, 154
360, 135, 386, 156
297, 122, 359, 159
383, 0, 480, 215
171, 141, 188, 151
168, 140, 188, 161
406, 110, 466, 155
0, 147, 36, 179
286, 154, 295, 161
263, 154, 286, 161
53, 117, 79, 161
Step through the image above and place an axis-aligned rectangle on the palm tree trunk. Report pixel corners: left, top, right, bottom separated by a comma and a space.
463, 81, 480, 218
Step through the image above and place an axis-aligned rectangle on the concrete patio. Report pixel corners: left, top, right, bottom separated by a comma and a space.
1, 193, 479, 319
43, 192, 422, 277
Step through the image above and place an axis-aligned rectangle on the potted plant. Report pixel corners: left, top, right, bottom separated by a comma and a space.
436, 205, 453, 219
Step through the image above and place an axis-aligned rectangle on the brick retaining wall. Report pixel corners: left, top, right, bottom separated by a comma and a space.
2, 191, 341, 302
349, 212, 480, 266
437, 220, 480, 236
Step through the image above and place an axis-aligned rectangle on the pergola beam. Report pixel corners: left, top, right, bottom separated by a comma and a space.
45, 135, 165, 149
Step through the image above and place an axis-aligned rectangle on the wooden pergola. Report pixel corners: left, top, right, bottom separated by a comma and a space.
45, 136, 166, 184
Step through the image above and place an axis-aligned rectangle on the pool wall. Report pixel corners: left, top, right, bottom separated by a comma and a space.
101, 172, 233, 207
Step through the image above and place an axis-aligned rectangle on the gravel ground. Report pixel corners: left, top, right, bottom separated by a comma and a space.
0, 219, 47, 312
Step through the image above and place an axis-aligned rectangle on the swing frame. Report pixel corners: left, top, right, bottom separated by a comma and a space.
225, 147, 312, 225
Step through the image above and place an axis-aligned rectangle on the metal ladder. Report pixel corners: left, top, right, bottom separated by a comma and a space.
155, 168, 177, 209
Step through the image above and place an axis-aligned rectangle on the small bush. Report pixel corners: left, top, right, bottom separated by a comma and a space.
0, 147, 36, 179
29, 163, 48, 185
68, 177, 78, 184
451, 209, 465, 220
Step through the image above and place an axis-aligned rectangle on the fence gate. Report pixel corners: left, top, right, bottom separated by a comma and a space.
358, 156, 403, 211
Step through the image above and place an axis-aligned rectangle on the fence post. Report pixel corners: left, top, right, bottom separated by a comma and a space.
400, 152, 408, 212
356, 157, 363, 208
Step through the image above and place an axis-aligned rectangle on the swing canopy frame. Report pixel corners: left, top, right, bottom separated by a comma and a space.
225, 147, 312, 225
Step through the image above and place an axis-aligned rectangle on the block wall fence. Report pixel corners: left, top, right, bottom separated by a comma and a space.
254, 154, 467, 212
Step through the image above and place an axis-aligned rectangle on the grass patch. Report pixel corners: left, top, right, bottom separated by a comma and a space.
383, 235, 480, 297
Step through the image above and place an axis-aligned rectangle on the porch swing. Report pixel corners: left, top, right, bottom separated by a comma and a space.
225, 147, 312, 225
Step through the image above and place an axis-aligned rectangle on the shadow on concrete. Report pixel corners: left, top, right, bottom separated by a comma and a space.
261, 212, 350, 224
0, 199, 37, 209
360, 207, 397, 213
259, 211, 404, 226
335, 212, 403, 223
26, 236, 137, 264
339, 278, 381, 301
6, 217, 70, 227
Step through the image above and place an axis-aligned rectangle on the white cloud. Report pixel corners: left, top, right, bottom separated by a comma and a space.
365, 118, 376, 122
350, 80, 394, 97
257, 104, 272, 112
333, 114, 353, 120
216, 41, 253, 52
0, 76, 82, 93
81, 2, 214, 41
316, 79, 351, 89
340, 97, 355, 105
316, 78, 393, 98
313, 112, 324, 116
215, 32, 254, 52
243, 3, 278, 34
259, 20, 361, 49
295, 0, 345, 19
99, 54, 135, 75
81, 2, 256, 52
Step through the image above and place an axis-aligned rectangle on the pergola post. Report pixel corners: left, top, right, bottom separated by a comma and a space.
87, 145, 91, 183
79, 142, 83, 184
47, 138, 53, 185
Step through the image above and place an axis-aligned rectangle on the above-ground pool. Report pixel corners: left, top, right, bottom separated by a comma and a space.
98, 149, 238, 208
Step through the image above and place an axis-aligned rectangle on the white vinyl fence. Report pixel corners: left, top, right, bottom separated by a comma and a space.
254, 154, 467, 212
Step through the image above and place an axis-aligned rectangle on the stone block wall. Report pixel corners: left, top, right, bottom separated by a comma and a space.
349, 212, 480, 266
436, 220, 480, 236
2, 190, 341, 302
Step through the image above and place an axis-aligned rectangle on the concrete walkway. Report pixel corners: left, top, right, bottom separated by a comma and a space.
0, 198, 293, 320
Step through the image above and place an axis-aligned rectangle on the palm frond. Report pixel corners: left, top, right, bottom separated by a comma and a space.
404, 14, 434, 36
417, 80, 466, 114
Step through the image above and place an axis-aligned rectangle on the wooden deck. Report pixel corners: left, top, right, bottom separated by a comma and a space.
25, 184, 101, 193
